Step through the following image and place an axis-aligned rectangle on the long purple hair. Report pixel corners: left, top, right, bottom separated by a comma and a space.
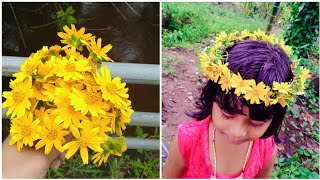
187, 40, 293, 143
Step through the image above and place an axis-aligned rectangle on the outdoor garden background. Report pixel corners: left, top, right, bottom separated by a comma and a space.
162, 2, 319, 178
2, 2, 159, 178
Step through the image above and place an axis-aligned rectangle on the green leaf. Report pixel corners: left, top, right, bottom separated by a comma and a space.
73, 168, 105, 173
290, 137, 296, 142
308, 172, 319, 179
297, 147, 304, 155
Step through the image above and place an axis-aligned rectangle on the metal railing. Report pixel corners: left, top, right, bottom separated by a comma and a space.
2, 56, 160, 85
2, 56, 160, 150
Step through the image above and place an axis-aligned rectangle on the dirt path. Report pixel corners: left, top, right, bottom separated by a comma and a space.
162, 48, 202, 144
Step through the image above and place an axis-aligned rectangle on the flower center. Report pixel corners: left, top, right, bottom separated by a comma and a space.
85, 78, 96, 86
85, 93, 99, 104
106, 83, 117, 95
239, 81, 246, 88
252, 89, 260, 98
47, 130, 58, 139
25, 64, 36, 75
38, 67, 47, 76
65, 63, 75, 72
34, 81, 42, 91
21, 125, 31, 136
78, 138, 88, 148
67, 105, 74, 112
13, 91, 25, 103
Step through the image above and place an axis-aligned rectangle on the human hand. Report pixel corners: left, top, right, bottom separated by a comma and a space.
2, 135, 73, 178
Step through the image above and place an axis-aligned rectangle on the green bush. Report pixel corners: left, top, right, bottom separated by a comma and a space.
272, 147, 319, 178
283, 2, 319, 59
162, 2, 269, 48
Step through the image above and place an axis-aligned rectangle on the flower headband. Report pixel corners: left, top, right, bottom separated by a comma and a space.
199, 29, 311, 107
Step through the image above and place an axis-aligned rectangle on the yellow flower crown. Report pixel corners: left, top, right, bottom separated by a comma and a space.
199, 29, 311, 107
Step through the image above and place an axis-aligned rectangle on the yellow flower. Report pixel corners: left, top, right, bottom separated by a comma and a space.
278, 40, 293, 57
301, 67, 311, 80
264, 87, 276, 106
117, 99, 134, 118
92, 136, 127, 165
82, 73, 100, 92
49, 45, 62, 56
244, 82, 268, 104
92, 152, 110, 166
35, 114, 70, 154
273, 82, 291, 95
253, 29, 269, 42
52, 90, 88, 128
32, 81, 48, 101
230, 73, 256, 96
116, 114, 130, 136
57, 24, 94, 51
81, 115, 112, 140
199, 51, 212, 68
227, 31, 239, 41
56, 56, 92, 81
218, 69, 232, 92
42, 83, 56, 101
204, 60, 229, 83
63, 125, 104, 164
215, 31, 228, 44
9, 112, 41, 151
95, 66, 129, 108
2, 79, 34, 118
239, 29, 254, 40
37, 56, 57, 82
81, 38, 113, 62
13, 51, 42, 82
69, 88, 110, 117
34, 106, 49, 125
64, 46, 84, 60
109, 136, 127, 156
276, 94, 287, 107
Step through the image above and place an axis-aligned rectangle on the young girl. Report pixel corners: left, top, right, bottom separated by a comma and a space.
162, 30, 310, 178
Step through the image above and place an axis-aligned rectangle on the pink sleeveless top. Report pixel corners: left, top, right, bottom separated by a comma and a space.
178, 116, 276, 178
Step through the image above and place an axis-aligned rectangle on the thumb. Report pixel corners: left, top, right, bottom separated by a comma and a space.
49, 134, 74, 171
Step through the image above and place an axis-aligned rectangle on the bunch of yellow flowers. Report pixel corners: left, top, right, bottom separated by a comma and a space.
2, 24, 133, 165
199, 29, 311, 107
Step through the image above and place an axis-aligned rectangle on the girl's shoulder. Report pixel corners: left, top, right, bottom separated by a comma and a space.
254, 136, 276, 156
254, 136, 276, 166
177, 116, 210, 171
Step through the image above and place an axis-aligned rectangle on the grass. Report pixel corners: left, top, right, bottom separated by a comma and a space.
162, 54, 181, 77
162, 2, 270, 48
46, 149, 160, 178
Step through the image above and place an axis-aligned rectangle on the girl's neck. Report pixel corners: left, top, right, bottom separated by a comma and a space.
209, 121, 251, 175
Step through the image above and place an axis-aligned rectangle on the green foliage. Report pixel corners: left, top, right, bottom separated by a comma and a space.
297, 57, 319, 114
45, 126, 159, 178
162, 2, 268, 47
129, 150, 160, 178
283, 2, 319, 59
162, 55, 181, 77
135, 126, 148, 139
272, 147, 319, 178
51, 3, 77, 31
243, 2, 273, 19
